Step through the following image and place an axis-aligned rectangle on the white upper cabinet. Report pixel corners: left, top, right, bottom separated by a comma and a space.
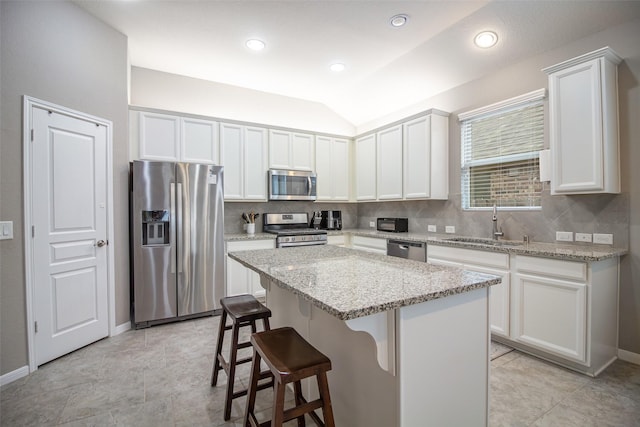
139, 112, 180, 161
355, 134, 377, 201
376, 125, 403, 200
315, 136, 350, 201
220, 123, 268, 201
355, 111, 449, 202
138, 111, 219, 164
543, 47, 622, 194
269, 130, 314, 171
403, 113, 449, 200
181, 117, 219, 164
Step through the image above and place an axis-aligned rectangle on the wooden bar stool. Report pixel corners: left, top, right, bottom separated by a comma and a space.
211, 294, 273, 421
244, 327, 335, 427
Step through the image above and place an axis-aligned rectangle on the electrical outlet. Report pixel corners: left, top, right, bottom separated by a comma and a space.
427, 225, 437, 232
575, 233, 592, 243
556, 231, 573, 242
445, 226, 455, 234
369, 221, 375, 228
593, 233, 613, 245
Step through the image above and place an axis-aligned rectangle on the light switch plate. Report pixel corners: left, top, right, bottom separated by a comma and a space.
445, 226, 455, 234
556, 231, 573, 242
369, 221, 375, 228
427, 225, 437, 232
593, 233, 613, 245
0, 221, 14, 240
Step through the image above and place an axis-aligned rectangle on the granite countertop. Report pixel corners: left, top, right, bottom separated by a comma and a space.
225, 232, 276, 242
344, 229, 627, 262
229, 245, 501, 321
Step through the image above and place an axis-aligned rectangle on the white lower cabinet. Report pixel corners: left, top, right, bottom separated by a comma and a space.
350, 235, 387, 254
327, 234, 347, 247
427, 245, 510, 338
513, 268, 586, 362
226, 239, 275, 298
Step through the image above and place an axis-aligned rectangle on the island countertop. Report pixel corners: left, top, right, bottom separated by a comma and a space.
229, 245, 501, 321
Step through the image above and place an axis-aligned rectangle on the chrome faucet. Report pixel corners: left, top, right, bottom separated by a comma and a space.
492, 204, 504, 240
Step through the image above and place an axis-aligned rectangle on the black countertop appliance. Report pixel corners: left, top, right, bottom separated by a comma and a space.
319, 210, 342, 230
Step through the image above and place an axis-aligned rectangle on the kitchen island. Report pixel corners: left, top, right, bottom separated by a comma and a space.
229, 245, 501, 426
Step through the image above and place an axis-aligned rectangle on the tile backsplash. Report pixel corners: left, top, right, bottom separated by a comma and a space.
224, 190, 628, 248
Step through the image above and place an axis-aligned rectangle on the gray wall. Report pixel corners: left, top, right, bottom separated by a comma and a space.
0, 1, 129, 375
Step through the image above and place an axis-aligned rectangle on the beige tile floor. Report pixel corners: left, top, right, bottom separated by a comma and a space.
1, 315, 639, 426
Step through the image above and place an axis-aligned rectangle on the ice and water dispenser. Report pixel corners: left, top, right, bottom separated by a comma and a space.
141, 210, 170, 246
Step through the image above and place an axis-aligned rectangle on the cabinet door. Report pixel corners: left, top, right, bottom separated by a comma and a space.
181, 117, 218, 164
269, 130, 291, 169
351, 235, 387, 254
226, 256, 250, 297
403, 116, 431, 199
139, 112, 180, 161
377, 125, 403, 200
356, 134, 377, 201
332, 138, 350, 201
244, 126, 268, 200
549, 58, 605, 193
291, 133, 314, 171
467, 265, 510, 338
220, 123, 243, 200
315, 136, 333, 200
513, 273, 587, 363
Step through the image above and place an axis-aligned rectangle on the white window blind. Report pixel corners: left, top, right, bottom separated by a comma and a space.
459, 89, 545, 210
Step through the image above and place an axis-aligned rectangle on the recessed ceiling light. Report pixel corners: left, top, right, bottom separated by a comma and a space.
246, 39, 265, 51
330, 63, 345, 72
474, 31, 498, 48
389, 14, 408, 28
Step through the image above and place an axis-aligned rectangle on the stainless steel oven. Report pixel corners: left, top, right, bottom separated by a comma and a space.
263, 212, 327, 248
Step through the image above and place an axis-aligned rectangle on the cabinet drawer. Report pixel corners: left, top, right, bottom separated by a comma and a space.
227, 239, 275, 252
516, 256, 586, 281
427, 245, 509, 269
351, 235, 387, 253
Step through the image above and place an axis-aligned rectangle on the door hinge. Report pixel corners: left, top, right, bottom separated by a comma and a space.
34, 321, 38, 333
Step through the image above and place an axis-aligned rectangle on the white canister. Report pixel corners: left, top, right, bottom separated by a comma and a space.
246, 223, 255, 235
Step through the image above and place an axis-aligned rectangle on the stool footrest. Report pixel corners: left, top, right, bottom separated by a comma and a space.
283, 399, 323, 423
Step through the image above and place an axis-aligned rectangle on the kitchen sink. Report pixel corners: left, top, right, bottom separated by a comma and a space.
443, 237, 524, 247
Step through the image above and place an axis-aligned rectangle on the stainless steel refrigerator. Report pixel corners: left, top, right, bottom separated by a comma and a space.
130, 160, 224, 328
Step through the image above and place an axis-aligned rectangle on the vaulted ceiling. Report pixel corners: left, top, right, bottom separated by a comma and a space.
74, 0, 640, 126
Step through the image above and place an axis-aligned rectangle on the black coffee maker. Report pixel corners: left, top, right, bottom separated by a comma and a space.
319, 210, 342, 230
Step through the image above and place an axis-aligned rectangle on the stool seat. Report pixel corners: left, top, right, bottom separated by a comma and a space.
245, 327, 335, 427
221, 294, 272, 321
251, 327, 331, 378
211, 294, 272, 421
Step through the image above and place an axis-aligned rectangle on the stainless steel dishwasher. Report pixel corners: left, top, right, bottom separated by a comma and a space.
386, 239, 427, 262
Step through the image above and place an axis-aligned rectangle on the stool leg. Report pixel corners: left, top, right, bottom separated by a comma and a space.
293, 381, 306, 427
211, 310, 227, 386
317, 372, 335, 427
263, 317, 271, 332
244, 348, 262, 427
223, 322, 242, 421
271, 380, 286, 427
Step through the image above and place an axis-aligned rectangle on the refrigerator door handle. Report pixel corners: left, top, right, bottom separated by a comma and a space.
176, 183, 184, 273
170, 183, 176, 274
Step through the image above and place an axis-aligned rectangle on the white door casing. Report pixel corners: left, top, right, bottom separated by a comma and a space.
24, 97, 115, 370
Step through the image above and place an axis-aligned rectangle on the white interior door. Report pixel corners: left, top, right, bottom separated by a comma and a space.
31, 106, 109, 366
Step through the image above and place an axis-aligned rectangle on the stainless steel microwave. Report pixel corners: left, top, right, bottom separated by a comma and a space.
268, 169, 317, 201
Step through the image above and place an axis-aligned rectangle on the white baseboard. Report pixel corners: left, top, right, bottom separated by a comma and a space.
0, 365, 29, 388
618, 349, 640, 365
114, 321, 131, 336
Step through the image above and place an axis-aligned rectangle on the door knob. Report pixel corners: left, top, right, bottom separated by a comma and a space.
96, 239, 108, 247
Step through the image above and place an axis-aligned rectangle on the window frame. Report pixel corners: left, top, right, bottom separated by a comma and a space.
458, 89, 546, 211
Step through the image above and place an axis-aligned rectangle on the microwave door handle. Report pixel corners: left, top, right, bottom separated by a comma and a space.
307, 176, 312, 196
